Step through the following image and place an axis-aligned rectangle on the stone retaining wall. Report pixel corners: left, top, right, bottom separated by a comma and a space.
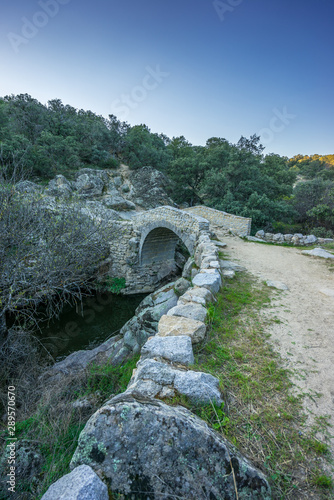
183, 205, 252, 236
42, 232, 271, 499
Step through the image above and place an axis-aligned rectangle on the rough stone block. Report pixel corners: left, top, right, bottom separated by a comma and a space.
167, 303, 207, 323
158, 315, 206, 344
141, 335, 194, 365
192, 272, 222, 295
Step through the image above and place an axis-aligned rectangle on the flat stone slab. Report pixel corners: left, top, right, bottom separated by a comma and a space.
192, 271, 222, 295
246, 236, 265, 242
158, 315, 206, 344
178, 286, 214, 306
319, 288, 334, 298
167, 303, 207, 323
127, 358, 223, 405
141, 335, 194, 365
41, 465, 108, 500
301, 248, 334, 259
222, 270, 235, 279
213, 240, 227, 248
220, 260, 246, 272
266, 281, 289, 291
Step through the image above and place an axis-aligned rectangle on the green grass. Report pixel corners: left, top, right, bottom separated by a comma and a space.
175, 274, 333, 499
1, 355, 139, 499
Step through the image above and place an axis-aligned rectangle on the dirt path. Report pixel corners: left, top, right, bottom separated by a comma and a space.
217, 233, 334, 454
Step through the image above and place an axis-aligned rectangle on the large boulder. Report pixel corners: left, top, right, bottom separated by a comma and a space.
80, 201, 123, 222
74, 169, 108, 198
46, 175, 73, 199
15, 180, 41, 194
41, 465, 108, 500
102, 190, 136, 211
70, 397, 271, 499
128, 166, 175, 209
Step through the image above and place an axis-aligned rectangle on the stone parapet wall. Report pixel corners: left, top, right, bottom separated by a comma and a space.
183, 206, 251, 236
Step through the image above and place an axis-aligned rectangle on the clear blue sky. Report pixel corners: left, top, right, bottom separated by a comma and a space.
1, 0, 333, 157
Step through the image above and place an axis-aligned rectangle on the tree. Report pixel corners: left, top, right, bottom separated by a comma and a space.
0, 171, 110, 339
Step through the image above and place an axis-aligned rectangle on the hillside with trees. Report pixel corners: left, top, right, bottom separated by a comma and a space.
1, 93, 333, 235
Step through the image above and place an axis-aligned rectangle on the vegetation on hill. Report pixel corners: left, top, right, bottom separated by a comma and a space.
0, 93, 333, 234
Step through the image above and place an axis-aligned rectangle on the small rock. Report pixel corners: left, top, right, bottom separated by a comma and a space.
273, 233, 284, 243
266, 281, 289, 290
41, 465, 108, 500
319, 289, 334, 298
255, 230, 265, 239
173, 277, 191, 296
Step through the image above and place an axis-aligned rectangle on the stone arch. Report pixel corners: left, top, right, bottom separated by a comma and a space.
139, 221, 195, 266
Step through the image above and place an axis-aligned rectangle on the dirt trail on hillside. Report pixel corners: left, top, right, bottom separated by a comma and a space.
217, 232, 334, 454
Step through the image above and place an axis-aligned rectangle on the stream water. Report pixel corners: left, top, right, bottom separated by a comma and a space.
35, 291, 146, 361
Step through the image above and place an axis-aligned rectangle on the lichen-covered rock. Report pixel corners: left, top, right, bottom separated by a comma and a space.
70, 398, 271, 499
0, 440, 43, 499
41, 465, 108, 500
102, 192, 136, 211
266, 281, 289, 290
158, 315, 206, 343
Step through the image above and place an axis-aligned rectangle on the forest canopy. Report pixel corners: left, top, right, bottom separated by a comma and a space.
0, 93, 333, 235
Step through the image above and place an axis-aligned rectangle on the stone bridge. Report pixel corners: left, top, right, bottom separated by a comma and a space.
107, 205, 251, 294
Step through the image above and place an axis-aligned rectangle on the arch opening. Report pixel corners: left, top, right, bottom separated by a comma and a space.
140, 227, 181, 266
